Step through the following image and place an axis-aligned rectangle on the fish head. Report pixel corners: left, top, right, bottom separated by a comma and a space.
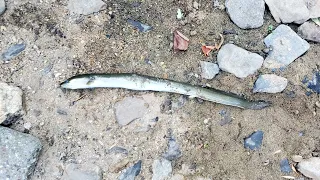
60, 75, 92, 89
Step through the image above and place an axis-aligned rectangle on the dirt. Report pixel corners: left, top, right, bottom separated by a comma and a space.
0, 0, 319, 179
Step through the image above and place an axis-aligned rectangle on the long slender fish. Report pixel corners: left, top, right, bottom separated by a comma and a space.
60, 73, 270, 109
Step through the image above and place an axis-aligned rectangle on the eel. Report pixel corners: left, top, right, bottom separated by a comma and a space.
60, 73, 270, 110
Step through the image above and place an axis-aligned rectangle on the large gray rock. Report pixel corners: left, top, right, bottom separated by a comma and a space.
253, 74, 288, 93
152, 158, 172, 180
297, 157, 320, 180
298, 21, 320, 43
0, 0, 5, 15
0, 126, 42, 179
67, 0, 106, 15
265, 0, 309, 24
200, 61, 219, 79
114, 97, 148, 126
225, 0, 265, 29
62, 163, 102, 180
0, 82, 23, 125
217, 44, 264, 78
306, 0, 320, 18
263, 25, 310, 69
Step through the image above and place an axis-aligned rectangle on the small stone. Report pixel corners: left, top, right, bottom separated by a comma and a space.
225, 0, 265, 29
298, 21, 320, 43
127, 19, 152, 33
0, 82, 23, 125
114, 97, 148, 126
199, 61, 219, 79
307, 71, 320, 94
1, 44, 26, 62
265, 0, 309, 24
0, 126, 42, 180
316, 101, 320, 108
217, 44, 264, 78
253, 74, 288, 93
106, 146, 128, 155
61, 163, 102, 180
190, 30, 197, 36
152, 158, 172, 180
23, 122, 32, 130
244, 130, 264, 150
280, 158, 292, 173
163, 138, 182, 161
119, 160, 142, 180
297, 157, 320, 179
263, 25, 310, 69
292, 155, 303, 163
0, 0, 5, 15
193, 1, 199, 9
57, 109, 68, 115
67, 0, 106, 15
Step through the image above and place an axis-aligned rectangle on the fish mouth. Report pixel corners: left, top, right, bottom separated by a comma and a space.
59, 80, 69, 88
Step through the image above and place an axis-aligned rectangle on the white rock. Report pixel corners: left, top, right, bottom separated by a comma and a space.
225, 0, 265, 29
217, 44, 264, 78
297, 157, 320, 180
253, 74, 288, 93
152, 158, 172, 180
67, 0, 106, 15
61, 163, 102, 180
0, 0, 5, 15
200, 61, 219, 79
0, 82, 23, 125
265, 0, 309, 24
298, 21, 320, 43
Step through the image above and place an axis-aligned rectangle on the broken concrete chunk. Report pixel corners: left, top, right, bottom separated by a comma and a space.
200, 61, 219, 79
67, 0, 106, 15
253, 74, 288, 93
217, 44, 264, 78
61, 163, 102, 180
152, 158, 172, 180
263, 25, 310, 69
297, 157, 320, 180
0, 82, 23, 125
0, 126, 42, 180
298, 21, 320, 43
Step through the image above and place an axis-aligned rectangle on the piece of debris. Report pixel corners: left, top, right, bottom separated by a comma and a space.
0, 82, 23, 126
298, 21, 320, 43
61, 163, 102, 180
253, 74, 288, 93
307, 71, 320, 94
222, 29, 237, 35
281, 176, 295, 179
67, 0, 106, 15
127, 19, 152, 32
163, 137, 182, 161
118, 160, 142, 180
57, 109, 68, 115
0, 0, 5, 15
107, 146, 128, 155
263, 25, 310, 69
177, 9, 184, 19
2, 43, 26, 62
217, 44, 264, 78
264, 0, 309, 24
201, 34, 224, 56
114, 97, 148, 126
173, 30, 189, 51
152, 158, 172, 180
200, 61, 219, 79
193, 1, 199, 9
297, 157, 320, 180
292, 155, 303, 163
244, 130, 264, 150
280, 158, 292, 173
219, 109, 232, 126
225, 0, 265, 29
0, 126, 42, 179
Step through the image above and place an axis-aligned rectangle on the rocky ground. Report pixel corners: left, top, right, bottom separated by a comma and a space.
0, 0, 320, 179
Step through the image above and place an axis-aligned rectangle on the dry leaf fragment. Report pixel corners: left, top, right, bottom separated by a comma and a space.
201, 34, 224, 56
174, 30, 190, 51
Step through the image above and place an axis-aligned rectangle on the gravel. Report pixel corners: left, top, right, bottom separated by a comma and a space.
217, 44, 264, 78
225, 0, 265, 29
244, 130, 264, 150
298, 21, 320, 43
253, 74, 288, 93
1, 43, 26, 62
200, 61, 219, 79
152, 158, 172, 180
61, 163, 102, 180
0, 126, 42, 180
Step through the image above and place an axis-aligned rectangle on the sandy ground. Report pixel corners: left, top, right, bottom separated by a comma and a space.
0, 0, 320, 179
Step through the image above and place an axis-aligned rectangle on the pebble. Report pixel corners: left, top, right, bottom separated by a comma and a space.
217, 44, 264, 78
190, 30, 197, 36
152, 158, 172, 180
67, 0, 106, 15
244, 130, 264, 150
0, 126, 42, 180
106, 146, 128, 155
127, 19, 152, 33
114, 97, 148, 126
297, 157, 320, 179
163, 138, 182, 161
225, 0, 265, 29
0, 82, 23, 126
61, 163, 102, 180
263, 25, 310, 69
253, 74, 288, 93
1, 44, 26, 62
280, 158, 292, 173
307, 71, 320, 94
265, 0, 309, 24
298, 21, 320, 43
0, 0, 5, 15
316, 101, 320, 108
193, 1, 199, 9
119, 160, 142, 180
200, 61, 220, 79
